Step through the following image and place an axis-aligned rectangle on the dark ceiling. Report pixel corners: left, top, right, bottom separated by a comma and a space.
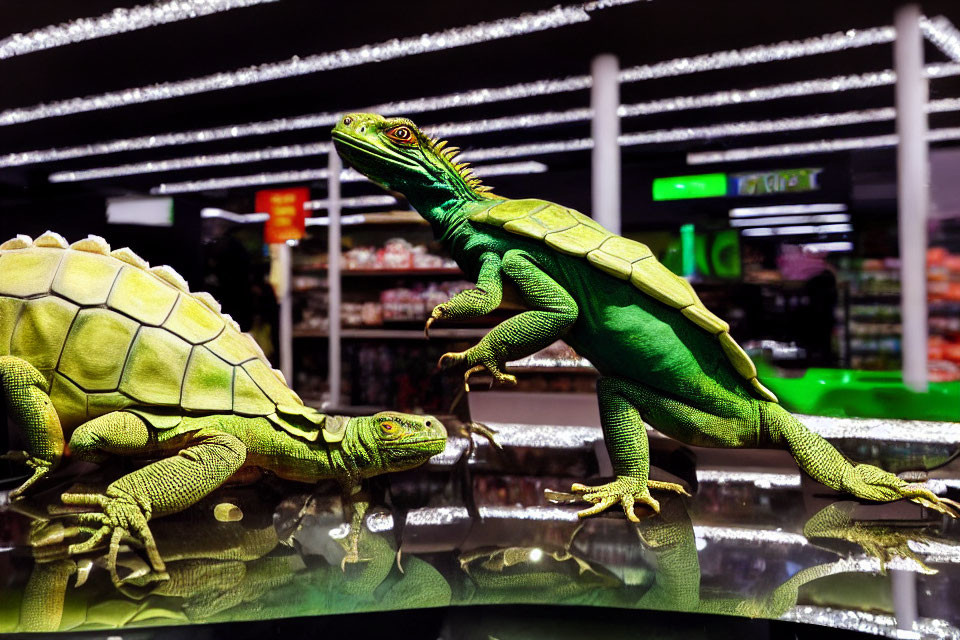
1, 0, 959, 230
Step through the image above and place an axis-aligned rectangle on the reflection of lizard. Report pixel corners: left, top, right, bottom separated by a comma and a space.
2, 488, 453, 631
461, 493, 945, 622
332, 114, 958, 522
0, 232, 446, 574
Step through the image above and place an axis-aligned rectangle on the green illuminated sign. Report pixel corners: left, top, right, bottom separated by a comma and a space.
652, 173, 728, 201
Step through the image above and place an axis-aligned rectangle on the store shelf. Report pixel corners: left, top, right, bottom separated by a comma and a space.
293, 327, 488, 340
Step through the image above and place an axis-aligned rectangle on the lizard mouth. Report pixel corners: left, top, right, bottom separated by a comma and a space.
331, 132, 420, 170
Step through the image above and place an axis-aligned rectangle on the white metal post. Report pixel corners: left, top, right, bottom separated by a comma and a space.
278, 242, 293, 385
891, 569, 918, 633
894, 4, 929, 392
591, 53, 621, 235
327, 152, 343, 409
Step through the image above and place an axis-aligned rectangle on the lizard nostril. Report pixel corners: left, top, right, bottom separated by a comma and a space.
359, 126, 365, 133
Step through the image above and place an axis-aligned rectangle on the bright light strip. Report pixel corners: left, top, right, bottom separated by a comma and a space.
303, 195, 397, 210
150, 160, 547, 194
0, 21, 929, 167
49, 96, 960, 184
46, 96, 960, 183
730, 213, 850, 227
921, 15, 960, 62
0, 4, 605, 127
201, 208, 268, 222
798, 241, 854, 252
619, 25, 895, 82
49, 142, 331, 182
729, 203, 848, 217
688, 126, 960, 164
0, 0, 277, 60
741, 223, 853, 237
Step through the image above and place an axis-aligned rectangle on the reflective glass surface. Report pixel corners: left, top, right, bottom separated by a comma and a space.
1, 419, 958, 637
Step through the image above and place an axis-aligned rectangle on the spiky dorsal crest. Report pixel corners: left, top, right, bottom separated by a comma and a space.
111, 247, 150, 269
0, 235, 32, 250
34, 231, 68, 248
70, 235, 110, 254
150, 265, 190, 292
424, 134, 492, 194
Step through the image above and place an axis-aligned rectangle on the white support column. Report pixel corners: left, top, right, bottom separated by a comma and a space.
327, 152, 343, 409
891, 569, 918, 633
591, 53, 621, 235
894, 3, 930, 392
278, 242, 293, 385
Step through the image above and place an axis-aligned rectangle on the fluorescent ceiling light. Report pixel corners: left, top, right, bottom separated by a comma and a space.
304, 195, 397, 211
49, 142, 331, 182
201, 208, 269, 222
151, 160, 547, 194
921, 15, 960, 62
730, 204, 848, 217
730, 213, 850, 227
741, 223, 853, 237
0, 0, 276, 60
0, 3, 619, 127
11, 49, 960, 173
0, 20, 912, 166
688, 127, 960, 164
798, 241, 854, 252
47, 97, 960, 183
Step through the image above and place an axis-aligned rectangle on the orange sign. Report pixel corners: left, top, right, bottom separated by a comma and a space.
257, 187, 309, 244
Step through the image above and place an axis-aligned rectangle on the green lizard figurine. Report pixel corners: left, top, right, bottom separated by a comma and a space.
0, 231, 447, 574
331, 113, 959, 522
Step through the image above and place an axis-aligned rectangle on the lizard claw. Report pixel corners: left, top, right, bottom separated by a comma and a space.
60, 491, 166, 585
570, 476, 689, 522
424, 305, 446, 339
5, 451, 54, 499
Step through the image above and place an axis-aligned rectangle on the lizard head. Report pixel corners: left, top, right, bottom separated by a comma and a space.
332, 112, 493, 202
351, 411, 447, 476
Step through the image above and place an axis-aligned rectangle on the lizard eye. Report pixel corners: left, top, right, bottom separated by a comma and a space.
385, 125, 416, 146
342, 116, 353, 125
380, 420, 401, 436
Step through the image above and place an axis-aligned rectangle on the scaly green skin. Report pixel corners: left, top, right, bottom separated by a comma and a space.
0, 232, 446, 580
332, 113, 959, 521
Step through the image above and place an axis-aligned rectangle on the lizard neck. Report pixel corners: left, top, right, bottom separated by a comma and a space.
403, 175, 488, 240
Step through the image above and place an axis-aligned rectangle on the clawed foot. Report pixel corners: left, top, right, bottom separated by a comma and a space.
458, 421, 503, 450
439, 349, 517, 391
58, 491, 167, 585
424, 305, 446, 339
340, 529, 371, 572
3, 450, 53, 499
570, 476, 690, 522
843, 464, 960, 518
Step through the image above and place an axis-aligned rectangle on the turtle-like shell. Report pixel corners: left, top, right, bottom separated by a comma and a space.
0, 232, 326, 439
465, 198, 778, 403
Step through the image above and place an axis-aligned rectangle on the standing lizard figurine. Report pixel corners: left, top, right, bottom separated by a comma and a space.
0, 231, 447, 576
332, 113, 959, 522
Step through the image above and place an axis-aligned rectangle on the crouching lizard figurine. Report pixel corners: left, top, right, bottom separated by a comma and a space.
0, 232, 447, 577
332, 113, 959, 522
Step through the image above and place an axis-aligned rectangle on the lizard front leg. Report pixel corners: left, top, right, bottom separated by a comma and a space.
62, 412, 247, 584
439, 249, 577, 390
425, 252, 502, 337
0, 356, 64, 498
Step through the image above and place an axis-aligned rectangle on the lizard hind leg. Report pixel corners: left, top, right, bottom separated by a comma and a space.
571, 377, 689, 523
760, 403, 960, 518
0, 355, 64, 498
